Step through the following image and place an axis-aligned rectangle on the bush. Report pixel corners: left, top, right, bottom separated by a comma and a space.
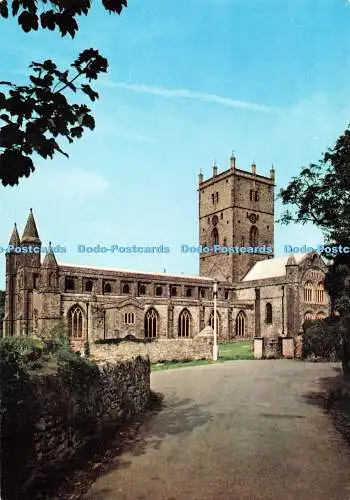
95, 336, 155, 345
303, 317, 342, 360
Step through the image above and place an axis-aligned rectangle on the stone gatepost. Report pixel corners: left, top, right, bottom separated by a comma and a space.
254, 337, 263, 359
281, 337, 294, 358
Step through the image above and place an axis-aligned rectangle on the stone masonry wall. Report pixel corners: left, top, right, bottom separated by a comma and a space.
2, 357, 150, 498
91, 338, 213, 363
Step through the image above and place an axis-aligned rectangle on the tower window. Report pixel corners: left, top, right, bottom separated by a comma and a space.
212, 194, 215, 203
249, 226, 258, 246
212, 228, 219, 246
255, 191, 259, 201
216, 192, 219, 202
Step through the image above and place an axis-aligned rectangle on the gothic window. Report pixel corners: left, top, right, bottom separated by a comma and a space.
304, 311, 314, 321
170, 286, 177, 297
265, 303, 272, 324
139, 284, 146, 295
104, 283, 112, 294
124, 312, 135, 325
303, 282, 313, 303
122, 283, 130, 294
68, 305, 83, 338
33, 274, 39, 289
155, 286, 163, 297
178, 309, 191, 337
85, 280, 93, 292
315, 283, 325, 304
249, 226, 258, 246
212, 228, 219, 246
145, 308, 158, 338
186, 288, 192, 297
208, 311, 220, 335
235, 311, 246, 337
65, 277, 75, 291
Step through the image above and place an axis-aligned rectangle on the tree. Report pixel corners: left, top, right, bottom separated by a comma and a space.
0, 0, 128, 186
279, 126, 350, 375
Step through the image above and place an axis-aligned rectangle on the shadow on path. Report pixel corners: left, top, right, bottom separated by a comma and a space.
31, 391, 213, 499
303, 366, 350, 448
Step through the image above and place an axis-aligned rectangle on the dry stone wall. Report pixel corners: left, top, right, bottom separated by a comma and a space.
2, 356, 150, 499
91, 338, 213, 363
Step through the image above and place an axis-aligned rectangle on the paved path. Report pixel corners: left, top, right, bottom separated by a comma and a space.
87, 361, 350, 500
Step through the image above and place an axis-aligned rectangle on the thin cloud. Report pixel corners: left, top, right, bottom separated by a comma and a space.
99, 80, 282, 113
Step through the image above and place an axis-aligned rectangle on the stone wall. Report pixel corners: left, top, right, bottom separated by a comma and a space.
2, 356, 150, 498
91, 338, 213, 363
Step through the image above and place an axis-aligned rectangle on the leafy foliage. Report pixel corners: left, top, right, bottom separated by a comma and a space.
0, 50, 107, 186
278, 127, 350, 244
303, 318, 342, 361
0, 0, 127, 38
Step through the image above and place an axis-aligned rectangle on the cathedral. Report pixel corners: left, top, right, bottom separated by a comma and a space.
2, 155, 330, 353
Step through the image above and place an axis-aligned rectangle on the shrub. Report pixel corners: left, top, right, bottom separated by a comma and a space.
303, 317, 342, 360
95, 337, 155, 345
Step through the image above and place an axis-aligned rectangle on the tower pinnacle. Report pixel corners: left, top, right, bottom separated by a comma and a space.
21, 209, 41, 245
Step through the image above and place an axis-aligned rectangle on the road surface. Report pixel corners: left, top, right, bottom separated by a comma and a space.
87, 360, 350, 500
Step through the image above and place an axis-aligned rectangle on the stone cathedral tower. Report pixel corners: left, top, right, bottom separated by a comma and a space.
199, 154, 275, 282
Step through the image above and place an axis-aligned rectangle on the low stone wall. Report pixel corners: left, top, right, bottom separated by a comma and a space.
91, 338, 213, 363
2, 356, 150, 498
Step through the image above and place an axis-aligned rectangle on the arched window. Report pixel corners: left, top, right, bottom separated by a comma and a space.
68, 305, 83, 338
85, 280, 93, 292
303, 282, 313, 303
315, 283, 325, 304
212, 228, 219, 246
208, 311, 220, 336
304, 311, 314, 321
122, 283, 130, 294
124, 312, 135, 324
265, 303, 272, 324
235, 311, 246, 337
178, 309, 191, 337
104, 283, 112, 294
65, 277, 75, 291
315, 311, 326, 320
249, 226, 258, 246
145, 308, 158, 338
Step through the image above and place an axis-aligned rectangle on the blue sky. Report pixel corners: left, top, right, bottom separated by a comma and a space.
1, 0, 350, 286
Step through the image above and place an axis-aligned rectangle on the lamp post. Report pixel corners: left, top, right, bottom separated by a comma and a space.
213, 279, 218, 361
